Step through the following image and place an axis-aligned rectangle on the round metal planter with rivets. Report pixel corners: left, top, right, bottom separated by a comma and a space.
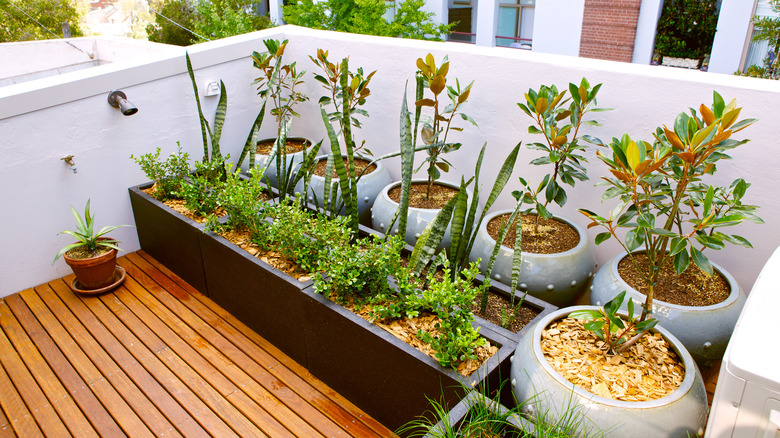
239, 137, 313, 189
510, 306, 708, 437
468, 210, 595, 307
370, 179, 472, 248
293, 155, 392, 224
590, 252, 746, 368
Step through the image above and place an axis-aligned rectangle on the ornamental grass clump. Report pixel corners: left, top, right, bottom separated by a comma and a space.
580, 91, 762, 325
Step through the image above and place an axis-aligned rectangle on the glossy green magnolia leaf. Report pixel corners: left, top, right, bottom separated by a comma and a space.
569, 309, 602, 320
691, 247, 713, 276
595, 232, 612, 245
674, 249, 690, 275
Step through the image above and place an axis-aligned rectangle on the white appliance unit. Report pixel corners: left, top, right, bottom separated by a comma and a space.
706, 246, 780, 437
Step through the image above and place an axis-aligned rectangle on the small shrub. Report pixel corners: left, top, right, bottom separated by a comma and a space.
314, 234, 404, 304
207, 168, 268, 233
253, 197, 352, 273
130, 144, 190, 200
177, 158, 228, 218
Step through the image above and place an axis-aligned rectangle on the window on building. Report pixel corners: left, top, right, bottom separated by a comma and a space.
742, 0, 780, 72
448, 0, 474, 43
496, 0, 534, 48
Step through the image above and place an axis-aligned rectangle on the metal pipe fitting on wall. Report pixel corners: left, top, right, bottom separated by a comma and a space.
107, 90, 138, 116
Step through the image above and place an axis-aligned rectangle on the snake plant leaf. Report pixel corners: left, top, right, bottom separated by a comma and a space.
464, 142, 521, 262
210, 80, 227, 162
388, 83, 415, 239
409, 193, 459, 276
237, 100, 266, 169
186, 52, 210, 162
447, 179, 470, 278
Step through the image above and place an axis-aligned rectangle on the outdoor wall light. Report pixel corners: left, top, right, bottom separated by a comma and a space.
107, 90, 138, 116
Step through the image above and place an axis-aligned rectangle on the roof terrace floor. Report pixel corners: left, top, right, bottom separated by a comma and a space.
0, 250, 392, 437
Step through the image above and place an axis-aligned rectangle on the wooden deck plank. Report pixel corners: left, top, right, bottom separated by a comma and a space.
44, 279, 213, 438
119, 256, 355, 438
3, 294, 125, 437
111, 278, 302, 437
0, 399, 16, 438
1, 252, 393, 438
0, 325, 43, 438
97, 288, 273, 437
0, 298, 98, 438
20, 285, 157, 437
0, 298, 71, 437
127, 251, 391, 438
134, 250, 393, 437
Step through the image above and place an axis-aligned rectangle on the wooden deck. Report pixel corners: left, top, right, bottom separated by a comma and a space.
0, 250, 393, 437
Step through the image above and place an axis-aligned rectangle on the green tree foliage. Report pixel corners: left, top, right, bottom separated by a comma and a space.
147, 0, 198, 46
192, 0, 272, 42
752, 0, 780, 66
283, 0, 452, 40
654, 0, 718, 59
0, 0, 84, 42
147, 0, 273, 46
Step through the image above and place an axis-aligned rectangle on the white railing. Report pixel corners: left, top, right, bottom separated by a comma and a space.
1, 25, 780, 297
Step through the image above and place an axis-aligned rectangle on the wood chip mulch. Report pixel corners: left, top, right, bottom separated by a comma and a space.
217, 228, 311, 282
349, 304, 498, 376
220, 228, 498, 377
541, 318, 685, 401
141, 186, 226, 223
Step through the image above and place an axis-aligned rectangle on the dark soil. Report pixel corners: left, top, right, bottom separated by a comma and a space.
256, 138, 309, 154
618, 253, 730, 307
313, 157, 376, 178
388, 182, 460, 209
486, 213, 579, 254
471, 292, 539, 333
65, 245, 112, 259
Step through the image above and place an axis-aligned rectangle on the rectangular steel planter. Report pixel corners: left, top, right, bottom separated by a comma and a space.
200, 229, 314, 367
302, 285, 516, 431
423, 391, 531, 437
128, 182, 209, 294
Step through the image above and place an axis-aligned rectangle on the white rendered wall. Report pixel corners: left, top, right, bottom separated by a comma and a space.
632, 0, 663, 64
709, 0, 756, 74
475, 0, 498, 46
531, 0, 584, 56
2, 26, 780, 299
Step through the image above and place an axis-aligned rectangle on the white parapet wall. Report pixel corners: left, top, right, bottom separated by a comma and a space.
1, 25, 780, 298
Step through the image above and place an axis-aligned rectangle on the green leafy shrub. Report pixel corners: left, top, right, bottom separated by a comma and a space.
130, 144, 191, 200
207, 167, 268, 232
177, 158, 228, 218
314, 234, 404, 304
654, 0, 718, 59
254, 197, 352, 272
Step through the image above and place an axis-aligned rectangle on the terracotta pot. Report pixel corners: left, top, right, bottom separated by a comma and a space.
64, 242, 118, 289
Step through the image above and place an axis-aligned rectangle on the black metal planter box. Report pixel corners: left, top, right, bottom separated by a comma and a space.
200, 229, 314, 367
128, 183, 209, 294
303, 286, 516, 431
423, 391, 531, 437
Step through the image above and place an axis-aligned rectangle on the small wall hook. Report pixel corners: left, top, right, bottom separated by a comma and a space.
107, 90, 138, 116
61, 155, 78, 173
